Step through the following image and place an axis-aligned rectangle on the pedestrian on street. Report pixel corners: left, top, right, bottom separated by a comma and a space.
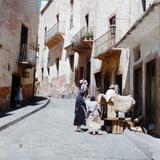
34, 78, 40, 96
15, 85, 23, 108
86, 96, 102, 135
73, 91, 87, 132
80, 79, 88, 97
79, 79, 84, 91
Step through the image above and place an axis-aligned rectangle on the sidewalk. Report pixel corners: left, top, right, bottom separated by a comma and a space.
124, 129, 160, 159
0, 96, 50, 131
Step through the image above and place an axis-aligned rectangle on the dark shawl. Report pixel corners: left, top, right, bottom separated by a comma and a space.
73, 93, 87, 126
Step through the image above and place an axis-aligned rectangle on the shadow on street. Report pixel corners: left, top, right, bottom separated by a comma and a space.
0, 96, 47, 118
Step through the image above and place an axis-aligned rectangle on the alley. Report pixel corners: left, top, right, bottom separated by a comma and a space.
0, 98, 157, 160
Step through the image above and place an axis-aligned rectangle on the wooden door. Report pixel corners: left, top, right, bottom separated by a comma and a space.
146, 60, 156, 125
134, 66, 142, 118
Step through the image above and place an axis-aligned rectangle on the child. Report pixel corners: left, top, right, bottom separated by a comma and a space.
87, 96, 102, 135
15, 85, 23, 108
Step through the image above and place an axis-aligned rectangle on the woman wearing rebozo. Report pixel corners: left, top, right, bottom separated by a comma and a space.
73, 91, 87, 132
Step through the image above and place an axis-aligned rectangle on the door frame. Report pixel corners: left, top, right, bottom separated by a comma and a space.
145, 59, 156, 126
133, 62, 143, 118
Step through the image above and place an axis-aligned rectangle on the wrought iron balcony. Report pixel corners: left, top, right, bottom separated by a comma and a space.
94, 29, 121, 59
18, 44, 37, 68
71, 26, 94, 54
45, 21, 65, 49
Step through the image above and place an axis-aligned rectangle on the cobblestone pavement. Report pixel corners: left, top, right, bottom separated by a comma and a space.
0, 98, 159, 160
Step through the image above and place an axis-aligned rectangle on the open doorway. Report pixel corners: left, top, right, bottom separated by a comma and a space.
146, 60, 156, 127
104, 78, 110, 94
134, 65, 142, 118
94, 72, 102, 93
10, 74, 21, 108
86, 62, 90, 87
116, 74, 122, 95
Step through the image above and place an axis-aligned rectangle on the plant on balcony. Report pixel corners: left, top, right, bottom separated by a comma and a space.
81, 35, 86, 41
71, 40, 74, 46
86, 30, 93, 40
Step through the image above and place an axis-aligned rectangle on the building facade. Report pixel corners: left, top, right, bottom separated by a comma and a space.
116, 1, 160, 136
0, 0, 39, 111
92, 0, 145, 96
38, 0, 148, 98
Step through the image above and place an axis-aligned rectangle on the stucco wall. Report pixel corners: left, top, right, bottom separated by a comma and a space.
129, 21, 160, 135
91, 0, 144, 94
37, 0, 146, 97
0, 0, 39, 110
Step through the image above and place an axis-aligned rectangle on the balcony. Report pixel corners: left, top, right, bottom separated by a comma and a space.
45, 21, 65, 49
94, 29, 121, 60
71, 26, 94, 54
18, 44, 37, 68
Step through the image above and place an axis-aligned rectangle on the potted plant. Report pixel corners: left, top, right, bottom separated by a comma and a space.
86, 30, 93, 40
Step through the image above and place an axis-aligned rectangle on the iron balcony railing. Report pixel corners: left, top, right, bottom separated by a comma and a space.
94, 29, 121, 57
18, 43, 37, 66
72, 26, 94, 46
45, 21, 65, 42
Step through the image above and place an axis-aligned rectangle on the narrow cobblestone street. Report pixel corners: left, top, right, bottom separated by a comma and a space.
0, 1, 160, 159
0, 98, 159, 160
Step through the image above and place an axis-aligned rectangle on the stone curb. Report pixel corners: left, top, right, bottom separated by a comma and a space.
0, 98, 50, 132
123, 129, 153, 159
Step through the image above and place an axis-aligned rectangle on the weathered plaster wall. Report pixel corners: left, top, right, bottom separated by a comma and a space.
0, 0, 39, 110
129, 24, 160, 135
37, 0, 148, 97
91, 0, 144, 95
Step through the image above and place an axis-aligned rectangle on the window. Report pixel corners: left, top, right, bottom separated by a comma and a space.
109, 15, 116, 26
85, 13, 89, 28
134, 46, 141, 62
45, 26, 47, 32
109, 15, 116, 36
19, 24, 28, 60
86, 62, 90, 86
69, 0, 74, 29
44, 26, 47, 45
56, 13, 59, 23
69, 55, 74, 71
56, 58, 59, 71
80, 67, 84, 79
20, 24, 28, 44
47, 67, 50, 75
141, 0, 146, 11
116, 74, 122, 95
69, 14, 74, 29
41, 68, 44, 80
70, 0, 74, 6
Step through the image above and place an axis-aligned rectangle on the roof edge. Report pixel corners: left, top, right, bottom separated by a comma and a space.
40, 0, 53, 15
115, 0, 160, 47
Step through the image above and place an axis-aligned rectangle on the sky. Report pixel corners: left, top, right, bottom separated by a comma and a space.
38, 0, 42, 8
38, 0, 48, 8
